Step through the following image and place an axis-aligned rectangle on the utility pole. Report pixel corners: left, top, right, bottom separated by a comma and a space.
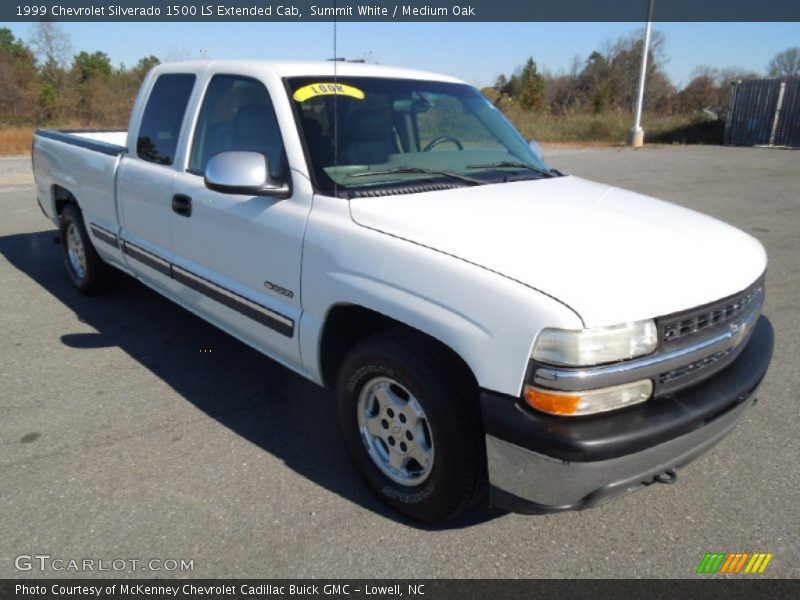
629, 0, 655, 147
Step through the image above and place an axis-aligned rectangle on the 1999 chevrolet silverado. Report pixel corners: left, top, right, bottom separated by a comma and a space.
32, 60, 773, 522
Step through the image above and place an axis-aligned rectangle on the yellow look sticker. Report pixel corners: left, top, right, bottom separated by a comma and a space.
293, 83, 366, 102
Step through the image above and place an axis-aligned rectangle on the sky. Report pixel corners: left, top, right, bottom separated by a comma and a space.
5, 21, 799, 88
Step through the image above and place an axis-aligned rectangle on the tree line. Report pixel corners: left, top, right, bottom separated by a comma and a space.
1, 23, 798, 127
0, 23, 158, 125
483, 31, 799, 119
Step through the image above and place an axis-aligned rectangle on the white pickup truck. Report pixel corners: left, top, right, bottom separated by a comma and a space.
33, 60, 773, 522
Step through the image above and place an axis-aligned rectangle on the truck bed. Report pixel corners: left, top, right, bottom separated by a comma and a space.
33, 128, 128, 231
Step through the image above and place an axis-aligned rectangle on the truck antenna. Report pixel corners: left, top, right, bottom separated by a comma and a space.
333, 3, 339, 198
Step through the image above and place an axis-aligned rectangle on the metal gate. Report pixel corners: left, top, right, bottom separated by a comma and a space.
725, 78, 800, 148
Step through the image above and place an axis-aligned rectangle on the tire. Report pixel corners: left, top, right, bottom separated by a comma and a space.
337, 329, 487, 523
59, 203, 114, 294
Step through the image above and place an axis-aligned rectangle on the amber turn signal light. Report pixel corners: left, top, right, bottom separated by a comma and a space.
524, 380, 653, 417
524, 387, 581, 416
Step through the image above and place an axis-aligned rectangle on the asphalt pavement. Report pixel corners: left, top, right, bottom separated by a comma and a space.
1, 146, 798, 578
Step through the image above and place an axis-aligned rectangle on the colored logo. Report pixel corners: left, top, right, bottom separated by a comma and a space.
696, 552, 773, 574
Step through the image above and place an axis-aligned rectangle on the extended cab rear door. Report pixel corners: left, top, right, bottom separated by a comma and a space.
117, 72, 196, 289
169, 73, 310, 364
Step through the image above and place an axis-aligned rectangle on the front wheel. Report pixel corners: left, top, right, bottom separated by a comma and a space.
337, 330, 487, 522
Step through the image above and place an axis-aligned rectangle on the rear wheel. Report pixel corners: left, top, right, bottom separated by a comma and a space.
337, 330, 487, 522
59, 203, 114, 294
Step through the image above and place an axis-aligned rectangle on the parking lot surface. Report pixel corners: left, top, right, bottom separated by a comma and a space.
1, 146, 798, 578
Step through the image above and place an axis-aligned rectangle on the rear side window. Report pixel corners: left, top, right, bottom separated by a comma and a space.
137, 74, 196, 165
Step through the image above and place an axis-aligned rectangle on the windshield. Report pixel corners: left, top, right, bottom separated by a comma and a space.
286, 76, 551, 196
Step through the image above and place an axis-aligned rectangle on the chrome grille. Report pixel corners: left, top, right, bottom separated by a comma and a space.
529, 274, 765, 399
659, 348, 734, 385
652, 276, 764, 395
661, 283, 763, 344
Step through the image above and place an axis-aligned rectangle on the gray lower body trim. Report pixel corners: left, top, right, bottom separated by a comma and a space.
89, 223, 119, 249
120, 239, 294, 338
172, 265, 294, 337
487, 390, 756, 511
121, 240, 170, 277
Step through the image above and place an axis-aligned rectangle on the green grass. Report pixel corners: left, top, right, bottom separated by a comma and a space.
501, 107, 721, 145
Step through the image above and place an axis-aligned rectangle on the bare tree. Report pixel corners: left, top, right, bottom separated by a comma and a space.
767, 47, 800, 78
691, 65, 721, 81
717, 67, 759, 87
571, 29, 672, 114
29, 22, 72, 119
29, 22, 71, 68
562, 55, 582, 113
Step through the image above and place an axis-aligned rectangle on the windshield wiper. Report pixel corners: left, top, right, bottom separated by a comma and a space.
466, 161, 554, 178
347, 166, 483, 186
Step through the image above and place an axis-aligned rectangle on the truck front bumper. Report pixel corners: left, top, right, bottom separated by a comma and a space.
482, 316, 774, 513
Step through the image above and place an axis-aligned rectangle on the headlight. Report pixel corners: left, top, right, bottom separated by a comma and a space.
532, 320, 658, 367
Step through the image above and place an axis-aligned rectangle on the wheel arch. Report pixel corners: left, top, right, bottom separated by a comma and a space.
52, 184, 78, 216
319, 303, 478, 393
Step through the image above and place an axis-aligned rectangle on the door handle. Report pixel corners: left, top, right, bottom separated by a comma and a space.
172, 194, 192, 217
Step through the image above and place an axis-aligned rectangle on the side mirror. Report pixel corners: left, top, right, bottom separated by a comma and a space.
527, 140, 544, 164
204, 151, 290, 198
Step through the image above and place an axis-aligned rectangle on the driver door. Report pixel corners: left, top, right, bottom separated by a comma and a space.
170, 74, 309, 363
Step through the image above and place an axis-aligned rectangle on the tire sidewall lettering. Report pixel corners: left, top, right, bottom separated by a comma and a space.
346, 363, 394, 393
381, 480, 435, 504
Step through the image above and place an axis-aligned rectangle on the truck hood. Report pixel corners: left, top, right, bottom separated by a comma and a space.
348, 176, 767, 327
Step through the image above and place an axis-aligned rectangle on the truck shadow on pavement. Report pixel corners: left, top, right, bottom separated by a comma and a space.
1, 230, 505, 530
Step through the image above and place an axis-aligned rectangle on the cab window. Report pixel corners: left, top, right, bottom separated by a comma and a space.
137, 73, 196, 165
189, 75, 287, 180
